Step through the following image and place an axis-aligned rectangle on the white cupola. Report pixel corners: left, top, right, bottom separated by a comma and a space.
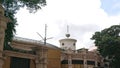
59, 26, 77, 51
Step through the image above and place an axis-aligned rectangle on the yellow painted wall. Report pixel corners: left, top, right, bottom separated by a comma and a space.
73, 64, 84, 68
61, 64, 84, 68
61, 64, 68, 68
3, 56, 36, 68
87, 65, 94, 68
3, 57, 10, 68
30, 59, 36, 68
47, 48, 61, 68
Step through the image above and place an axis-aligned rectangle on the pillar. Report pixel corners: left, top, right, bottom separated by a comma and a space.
34, 47, 47, 68
83, 56, 87, 68
68, 54, 72, 68
95, 55, 98, 67
83, 52, 87, 68
0, 4, 10, 68
67, 49, 73, 68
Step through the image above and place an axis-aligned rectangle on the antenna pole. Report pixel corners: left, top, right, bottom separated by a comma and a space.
67, 25, 69, 34
44, 24, 47, 45
37, 24, 52, 45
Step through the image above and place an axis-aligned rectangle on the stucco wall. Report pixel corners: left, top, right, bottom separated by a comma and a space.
3, 57, 10, 68
47, 48, 61, 68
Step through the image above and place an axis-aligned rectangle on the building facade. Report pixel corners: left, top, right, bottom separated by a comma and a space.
60, 33, 103, 68
0, 4, 10, 68
0, 4, 104, 68
61, 48, 103, 68
1, 37, 103, 68
2, 37, 61, 68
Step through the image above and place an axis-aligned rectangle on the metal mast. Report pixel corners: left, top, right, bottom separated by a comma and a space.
37, 24, 53, 45
44, 24, 47, 45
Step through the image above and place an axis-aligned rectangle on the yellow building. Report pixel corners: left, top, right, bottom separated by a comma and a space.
1, 36, 103, 68
61, 48, 103, 68
0, 4, 103, 68
60, 34, 103, 68
2, 37, 61, 68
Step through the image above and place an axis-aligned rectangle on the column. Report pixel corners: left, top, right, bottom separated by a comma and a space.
0, 57, 4, 68
68, 54, 72, 68
35, 47, 43, 68
67, 49, 73, 68
83, 58, 87, 68
35, 47, 47, 68
43, 48, 47, 68
83, 53, 87, 68
95, 55, 98, 67
0, 4, 10, 68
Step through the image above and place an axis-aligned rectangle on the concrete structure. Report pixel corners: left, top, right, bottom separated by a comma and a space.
59, 36, 77, 51
1, 36, 103, 68
61, 48, 103, 68
0, 4, 10, 68
60, 34, 103, 68
2, 37, 61, 68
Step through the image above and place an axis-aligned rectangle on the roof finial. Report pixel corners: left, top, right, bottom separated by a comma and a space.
66, 25, 70, 38
67, 25, 69, 33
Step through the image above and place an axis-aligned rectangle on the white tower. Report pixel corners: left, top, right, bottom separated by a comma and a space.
59, 26, 77, 51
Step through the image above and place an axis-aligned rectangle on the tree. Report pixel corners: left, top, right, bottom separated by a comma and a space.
91, 25, 120, 68
0, 0, 46, 50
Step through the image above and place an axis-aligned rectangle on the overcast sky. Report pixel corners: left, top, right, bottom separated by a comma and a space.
15, 0, 120, 50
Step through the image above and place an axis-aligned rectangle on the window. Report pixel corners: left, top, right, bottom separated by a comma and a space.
73, 43, 75, 46
62, 43, 64, 46
10, 57, 30, 68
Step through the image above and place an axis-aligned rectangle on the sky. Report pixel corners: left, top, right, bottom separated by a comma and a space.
15, 0, 120, 50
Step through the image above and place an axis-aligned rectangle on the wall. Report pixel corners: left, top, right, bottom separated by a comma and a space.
30, 59, 36, 68
61, 64, 84, 68
3, 57, 10, 68
47, 48, 61, 68
3, 56, 36, 68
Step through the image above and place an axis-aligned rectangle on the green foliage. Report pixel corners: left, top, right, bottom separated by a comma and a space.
2, 0, 46, 13
4, 10, 17, 50
91, 25, 120, 68
1, 0, 46, 50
